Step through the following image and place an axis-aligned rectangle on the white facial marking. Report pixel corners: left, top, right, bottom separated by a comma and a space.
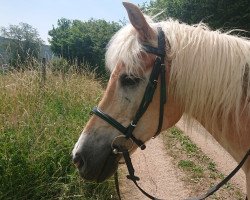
72, 132, 87, 156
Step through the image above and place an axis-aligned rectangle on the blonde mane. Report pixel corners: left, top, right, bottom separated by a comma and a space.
106, 24, 147, 76
106, 18, 250, 133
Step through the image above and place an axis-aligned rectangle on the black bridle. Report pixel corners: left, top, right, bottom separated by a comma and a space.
92, 27, 167, 151
91, 27, 250, 200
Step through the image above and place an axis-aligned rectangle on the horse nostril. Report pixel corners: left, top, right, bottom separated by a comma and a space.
73, 153, 85, 169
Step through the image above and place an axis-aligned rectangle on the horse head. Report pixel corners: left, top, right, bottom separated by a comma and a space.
72, 2, 182, 182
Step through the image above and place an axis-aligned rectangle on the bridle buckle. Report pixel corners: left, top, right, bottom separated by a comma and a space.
130, 121, 136, 127
111, 135, 134, 154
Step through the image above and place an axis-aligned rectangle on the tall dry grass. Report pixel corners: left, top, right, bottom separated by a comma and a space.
0, 69, 117, 199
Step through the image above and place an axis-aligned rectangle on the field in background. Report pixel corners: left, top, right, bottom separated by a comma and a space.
0, 70, 117, 199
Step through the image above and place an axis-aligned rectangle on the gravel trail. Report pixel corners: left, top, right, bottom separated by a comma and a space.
176, 118, 246, 193
119, 136, 190, 200
118, 118, 246, 199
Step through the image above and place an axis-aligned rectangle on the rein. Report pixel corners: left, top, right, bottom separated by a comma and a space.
91, 27, 250, 200
114, 149, 250, 200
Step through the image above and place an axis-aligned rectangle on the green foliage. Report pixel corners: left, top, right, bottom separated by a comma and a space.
170, 127, 199, 155
50, 57, 70, 73
0, 23, 43, 68
0, 70, 117, 199
48, 18, 121, 76
178, 160, 204, 178
142, 0, 250, 37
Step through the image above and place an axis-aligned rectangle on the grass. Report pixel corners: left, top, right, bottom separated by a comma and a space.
0, 70, 118, 200
163, 127, 244, 199
178, 160, 204, 178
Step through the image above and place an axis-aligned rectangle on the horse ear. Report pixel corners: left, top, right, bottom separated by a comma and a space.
123, 2, 155, 41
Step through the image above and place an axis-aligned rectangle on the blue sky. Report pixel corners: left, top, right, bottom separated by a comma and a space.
0, 0, 149, 44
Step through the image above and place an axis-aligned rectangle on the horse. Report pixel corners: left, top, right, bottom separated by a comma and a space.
72, 2, 250, 199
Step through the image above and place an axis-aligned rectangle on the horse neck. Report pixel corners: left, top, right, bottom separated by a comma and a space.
166, 21, 250, 134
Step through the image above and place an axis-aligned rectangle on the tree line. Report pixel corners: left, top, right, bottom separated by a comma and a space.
48, 18, 121, 75
0, 23, 43, 69
142, 0, 250, 37
0, 19, 121, 76
1, 1, 249, 75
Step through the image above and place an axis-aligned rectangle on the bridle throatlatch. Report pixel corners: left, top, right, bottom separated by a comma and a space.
91, 27, 250, 200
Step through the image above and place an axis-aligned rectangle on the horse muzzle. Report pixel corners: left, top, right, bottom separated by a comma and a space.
72, 132, 121, 182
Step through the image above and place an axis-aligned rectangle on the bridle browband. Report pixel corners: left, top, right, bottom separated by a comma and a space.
91, 27, 250, 200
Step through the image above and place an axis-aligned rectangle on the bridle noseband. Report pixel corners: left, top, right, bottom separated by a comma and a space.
92, 27, 167, 151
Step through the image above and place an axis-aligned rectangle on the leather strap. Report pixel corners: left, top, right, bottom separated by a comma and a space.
114, 171, 122, 200
153, 62, 167, 138
122, 150, 163, 200
92, 107, 146, 149
114, 148, 250, 200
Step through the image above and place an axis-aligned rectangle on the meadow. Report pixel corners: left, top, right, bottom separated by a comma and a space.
0, 69, 117, 199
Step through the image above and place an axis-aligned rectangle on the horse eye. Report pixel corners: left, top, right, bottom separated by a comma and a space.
120, 74, 140, 87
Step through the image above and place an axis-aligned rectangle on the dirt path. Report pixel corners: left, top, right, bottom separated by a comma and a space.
118, 118, 246, 199
119, 136, 190, 200
176, 118, 246, 193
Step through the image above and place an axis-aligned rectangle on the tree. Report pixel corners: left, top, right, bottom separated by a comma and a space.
0, 22, 43, 68
48, 18, 121, 75
142, 0, 250, 37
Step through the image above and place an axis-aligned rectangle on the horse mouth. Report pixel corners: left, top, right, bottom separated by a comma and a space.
78, 152, 120, 183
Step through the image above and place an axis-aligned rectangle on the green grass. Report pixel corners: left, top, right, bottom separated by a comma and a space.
167, 128, 218, 179
0, 70, 117, 199
178, 160, 204, 178
170, 127, 199, 154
